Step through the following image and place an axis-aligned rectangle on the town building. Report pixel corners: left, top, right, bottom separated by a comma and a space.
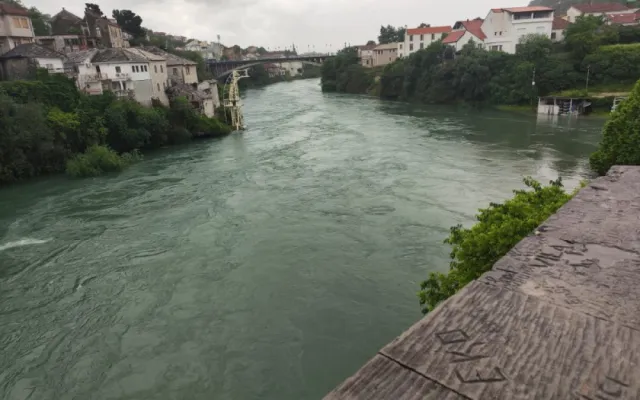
0, 2, 35, 55
481, 6, 554, 54
0, 43, 65, 80
445, 19, 487, 51
400, 25, 451, 57
67, 48, 167, 106
373, 42, 399, 67
166, 83, 215, 117
605, 11, 640, 26
41, 8, 126, 53
357, 44, 375, 67
566, 3, 636, 23
143, 46, 198, 86
123, 47, 169, 105
551, 16, 570, 41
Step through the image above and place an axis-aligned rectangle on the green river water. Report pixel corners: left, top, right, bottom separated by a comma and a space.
0, 79, 604, 400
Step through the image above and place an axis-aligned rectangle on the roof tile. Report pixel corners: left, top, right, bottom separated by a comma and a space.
0, 43, 65, 60
406, 25, 452, 35
552, 16, 570, 30
572, 3, 630, 13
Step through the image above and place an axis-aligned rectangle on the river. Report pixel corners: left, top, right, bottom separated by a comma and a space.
0, 79, 603, 400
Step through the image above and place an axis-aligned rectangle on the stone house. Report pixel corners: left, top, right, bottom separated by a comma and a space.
0, 2, 35, 55
166, 83, 215, 117
143, 46, 198, 86
357, 44, 375, 67
0, 43, 66, 80
400, 25, 452, 58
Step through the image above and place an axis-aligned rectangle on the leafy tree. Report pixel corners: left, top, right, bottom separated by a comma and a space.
378, 25, 405, 44
419, 177, 572, 313
589, 78, 640, 175
366, 40, 376, 46
418, 23, 430, 28
28, 7, 50, 36
564, 15, 606, 62
112, 9, 144, 38
85, 3, 103, 16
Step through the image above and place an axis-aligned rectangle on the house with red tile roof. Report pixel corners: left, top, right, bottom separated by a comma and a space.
551, 16, 570, 42
399, 25, 451, 57
445, 18, 487, 51
566, 3, 636, 23
604, 11, 640, 26
481, 6, 554, 54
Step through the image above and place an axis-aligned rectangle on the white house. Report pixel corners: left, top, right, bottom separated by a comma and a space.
566, 3, 635, 23
444, 19, 487, 51
551, 16, 570, 42
481, 6, 554, 54
0, 2, 35, 55
67, 48, 168, 106
399, 25, 452, 57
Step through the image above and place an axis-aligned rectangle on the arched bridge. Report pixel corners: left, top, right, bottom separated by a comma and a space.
206, 55, 333, 80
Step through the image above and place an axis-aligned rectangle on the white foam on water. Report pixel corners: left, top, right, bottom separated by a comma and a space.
0, 238, 51, 252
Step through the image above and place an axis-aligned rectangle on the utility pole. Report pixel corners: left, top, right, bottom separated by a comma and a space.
586, 65, 591, 93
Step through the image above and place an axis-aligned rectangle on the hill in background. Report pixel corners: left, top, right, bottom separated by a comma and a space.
528, 0, 633, 14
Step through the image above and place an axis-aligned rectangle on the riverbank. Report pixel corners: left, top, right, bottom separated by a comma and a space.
0, 74, 232, 186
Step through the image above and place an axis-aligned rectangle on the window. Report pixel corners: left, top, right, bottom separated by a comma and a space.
154, 65, 158, 73
399, 44, 403, 49
409, 35, 413, 41
173, 67, 178, 75
431, 33, 435, 40
420, 43, 424, 49
157, 83, 160, 91
186, 66, 191, 75
420, 34, 424, 41
132, 65, 136, 72
409, 43, 413, 51
96, 65, 101, 73
45, 63, 54, 70
551, 32, 557, 39
160, 65, 164, 73
144, 65, 148, 72
115, 66, 121, 73
12, 17, 29, 29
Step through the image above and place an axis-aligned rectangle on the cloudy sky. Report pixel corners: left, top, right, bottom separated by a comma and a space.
29, 0, 525, 51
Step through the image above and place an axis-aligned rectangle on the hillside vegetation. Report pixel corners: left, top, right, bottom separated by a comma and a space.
528, 0, 629, 14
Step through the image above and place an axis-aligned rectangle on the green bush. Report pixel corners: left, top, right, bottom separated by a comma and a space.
65, 145, 142, 178
590, 79, 640, 175
418, 177, 572, 313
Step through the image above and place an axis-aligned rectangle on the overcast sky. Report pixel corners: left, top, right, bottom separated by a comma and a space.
29, 0, 526, 52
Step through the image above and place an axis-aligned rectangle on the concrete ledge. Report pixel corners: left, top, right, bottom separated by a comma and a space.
325, 166, 640, 400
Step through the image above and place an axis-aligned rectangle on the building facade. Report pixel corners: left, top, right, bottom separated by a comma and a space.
143, 46, 199, 86
0, 2, 35, 55
481, 6, 554, 54
400, 25, 452, 57
566, 3, 635, 23
373, 42, 398, 67
124, 48, 169, 105
357, 44, 375, 67
551, 16, 570, 42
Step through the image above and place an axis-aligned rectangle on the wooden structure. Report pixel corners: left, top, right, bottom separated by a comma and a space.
537, 96, 591, 116
325, 166, 640, 400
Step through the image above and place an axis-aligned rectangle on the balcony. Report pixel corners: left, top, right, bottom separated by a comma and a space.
112, 72, 131, 80
80, 73, 108, 82
512, 11, 553, 23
